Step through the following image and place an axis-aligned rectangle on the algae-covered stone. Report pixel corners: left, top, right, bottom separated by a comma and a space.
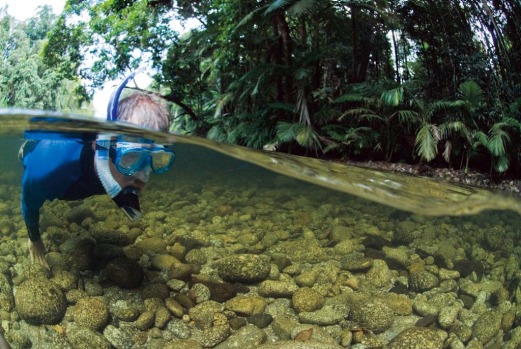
214, 254, 271, 283
225, 295, 267, 316
73, 297, 109, 331
388, 327, 446, 349
200, 313, 231, 347
350, 298, 394, 333
291, 287, 325, 313
298, 306, 346, 325
271, 315, 299, 340
188, 300, 224, 329
437, 305, 460, 329
155, 306, 171, 328
409, 270, 439, 292
165, 297, 185, 318
165, 339, 203, 349
51, 270, 78, 291
66, 323, 112, 349
383, 293, 412, 316
135, 310, 156, 331
188, 283, 211, 304
103, 324, 135, 349
15, 278, 67, 325
365, 259, 393, 289
295, 270, 318, 287
258, 280, 299, 298
151, 254, 182, 272
135, 237, 167, 255
214, 324, 267, 349
105, 257, 144, 289
112, 300, 141, 322
472, 311, 501, 344
0, 273, 14, 312
73, 297, 110, 331
140, 283, 170, 300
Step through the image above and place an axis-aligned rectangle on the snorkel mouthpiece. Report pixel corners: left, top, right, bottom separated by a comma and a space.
113, 187, 142, 221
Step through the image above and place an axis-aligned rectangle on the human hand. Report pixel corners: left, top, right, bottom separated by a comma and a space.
28, 239, 50, 269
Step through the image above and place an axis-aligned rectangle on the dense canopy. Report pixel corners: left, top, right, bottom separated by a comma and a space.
1, 0, 521, 174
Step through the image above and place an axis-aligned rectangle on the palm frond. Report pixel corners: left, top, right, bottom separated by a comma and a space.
393, 110, 420, 124
415, 123, 439, 162
288, 0, 319, 17
235, 6, 268, 31
276, 121, 298, 142
339, 108, 381, 122
214, 92, 234, 118
442, 140, 452, 163
334, 93, 369, 104
381, 86, 403, 107
268, 102, 296, 113
295, 124, 321, 150
295, 86, 310, 125
493, 155, 509, 173
488, 125, 510, 157
265, 0, 293, 15
458, 81, 484, 109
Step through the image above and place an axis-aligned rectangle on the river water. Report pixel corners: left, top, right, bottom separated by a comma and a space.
0, 110, 520, 348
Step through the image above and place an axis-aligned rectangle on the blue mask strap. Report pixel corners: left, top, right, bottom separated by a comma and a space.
106, 72, 136, 121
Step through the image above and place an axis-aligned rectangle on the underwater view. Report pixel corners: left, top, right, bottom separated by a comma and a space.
1, 112, 521, 349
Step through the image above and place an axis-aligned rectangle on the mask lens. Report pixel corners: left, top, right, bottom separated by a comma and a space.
151, 150, 175, 173
117, 150, 146, 174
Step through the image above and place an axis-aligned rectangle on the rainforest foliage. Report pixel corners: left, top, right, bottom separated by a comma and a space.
2, 1, 521, 174
0, 6, 88, 111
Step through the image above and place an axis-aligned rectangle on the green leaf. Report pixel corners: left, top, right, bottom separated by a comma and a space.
381, 87, 403, 106
334, 94, 368, 103
493, 155, 509, 173
415, 123, 439, 162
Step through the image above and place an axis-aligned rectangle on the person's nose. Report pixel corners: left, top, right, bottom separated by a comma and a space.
133, 165, 151, 183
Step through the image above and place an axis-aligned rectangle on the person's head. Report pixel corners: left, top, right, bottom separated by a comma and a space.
117, 92, 170, 132
95, 74, 174, 221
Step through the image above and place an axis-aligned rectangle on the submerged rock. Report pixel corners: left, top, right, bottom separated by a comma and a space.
214, 324, 267, 349
73, 297, 110, 331
15, 278, 67, 325
66, 323, 112, 349
409, 270, 439, 292
350, 298, 394, 333
292, 287, 325, 313
472, 311, 502, 344
105, 257, 144, 289
214, 254, 271, 283
388, 327, 446, 349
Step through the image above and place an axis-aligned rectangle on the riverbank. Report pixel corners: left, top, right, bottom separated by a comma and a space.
344, 160, 521, 195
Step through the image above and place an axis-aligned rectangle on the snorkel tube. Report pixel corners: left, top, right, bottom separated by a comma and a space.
96, 72, 143, 222
107, 72, 136, 121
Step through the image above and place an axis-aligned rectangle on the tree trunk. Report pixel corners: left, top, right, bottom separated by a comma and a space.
274, 12, 293, 101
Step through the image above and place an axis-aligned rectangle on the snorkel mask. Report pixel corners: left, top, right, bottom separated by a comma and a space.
95, 73, 175, 221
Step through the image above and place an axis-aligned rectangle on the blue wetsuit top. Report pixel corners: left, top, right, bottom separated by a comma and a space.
21, 140, 105, 241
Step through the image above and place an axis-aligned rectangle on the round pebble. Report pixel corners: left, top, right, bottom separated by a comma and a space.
15, 278, 67, 325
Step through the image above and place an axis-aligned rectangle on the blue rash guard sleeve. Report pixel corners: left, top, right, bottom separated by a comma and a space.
21, 140, 85, 241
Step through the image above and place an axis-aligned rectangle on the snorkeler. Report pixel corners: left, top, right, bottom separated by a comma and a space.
20, 73, 174, 268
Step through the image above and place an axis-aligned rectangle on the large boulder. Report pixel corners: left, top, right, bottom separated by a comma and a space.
15, 278, 67, 325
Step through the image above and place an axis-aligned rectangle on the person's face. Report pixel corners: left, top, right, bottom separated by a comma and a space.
109, 160, 149, 191
110, 141, 153, 191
